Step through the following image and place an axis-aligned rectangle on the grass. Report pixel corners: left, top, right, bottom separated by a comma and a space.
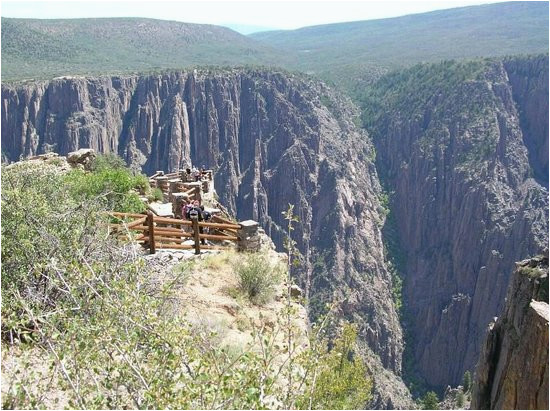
177, 250, 283, 306
202, 250, 238, 271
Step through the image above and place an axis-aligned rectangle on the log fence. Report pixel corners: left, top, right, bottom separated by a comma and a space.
108, 211, 242, 255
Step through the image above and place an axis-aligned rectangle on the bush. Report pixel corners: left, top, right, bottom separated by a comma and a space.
421, 391, 440, 410
456, 390, 465, 408
1, 158, 151, 336
296, 323, 373, 409
234, 253, 283, 305
1, 164, 102, 333
150, 187, 164, 202
89, 152, 126, 171
1, 162, 269, 409
64, 154, 147, 213
462, 370, 472, 392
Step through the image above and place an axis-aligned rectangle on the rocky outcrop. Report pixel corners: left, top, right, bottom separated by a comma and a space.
367, 57, 549, 388
471, 252, 549, 410
67, 148, 96, 170
1, 69, 404, 382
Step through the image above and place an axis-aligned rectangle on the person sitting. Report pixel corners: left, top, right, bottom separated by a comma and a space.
192, 167, 201, 182
200, 205, 212, 222
183, 200, 194, 220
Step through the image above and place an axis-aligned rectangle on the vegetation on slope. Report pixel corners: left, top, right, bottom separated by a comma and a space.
1, 156, 373, 409
360, 59, 488, 123
359, 58, 506, 173
1, 17, 287, 81
2, 2, 548, 88
251, 2, 549, 89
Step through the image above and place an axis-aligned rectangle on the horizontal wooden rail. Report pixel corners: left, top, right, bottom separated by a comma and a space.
127, 217, 147, 229
155, 243, 228, 251
153, 236, 190, 243
199, 233, 239, 241
153, 216, 193, 225
109, 212, 147, 219
198, 221, 241, 230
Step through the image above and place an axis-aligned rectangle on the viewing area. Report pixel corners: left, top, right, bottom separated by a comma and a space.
109, 168, 261, 255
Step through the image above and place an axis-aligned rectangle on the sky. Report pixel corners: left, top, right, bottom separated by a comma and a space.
1, 0, 510, 34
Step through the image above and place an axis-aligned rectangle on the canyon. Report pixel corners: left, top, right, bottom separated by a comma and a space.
2, 55, 548, 402
1, 69, 411, 406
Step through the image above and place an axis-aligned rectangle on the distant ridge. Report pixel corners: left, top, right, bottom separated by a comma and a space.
1, 17, 286, 81
1, 2, 548, 85
251, 1, 549, 87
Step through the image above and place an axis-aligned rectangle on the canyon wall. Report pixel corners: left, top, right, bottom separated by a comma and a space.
367, 56, 548, 388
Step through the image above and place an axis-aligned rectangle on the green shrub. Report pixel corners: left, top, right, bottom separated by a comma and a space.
234, 253, 282, 305
64, 154, 147, 213
1, 157, 148, 332
1, 162, 270, 409
462, 370, 472, 392
421, 391, 440, 410
89, 152, 126, 171
150, 187, 164, 202
296, 323, 373, 409
456, 390, 465, 408
1, 163, 109, 340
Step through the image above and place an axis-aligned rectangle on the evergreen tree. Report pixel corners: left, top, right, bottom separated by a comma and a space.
421, 391, 439, 410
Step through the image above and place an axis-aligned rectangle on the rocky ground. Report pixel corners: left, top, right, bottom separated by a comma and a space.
141, 242, 309, 355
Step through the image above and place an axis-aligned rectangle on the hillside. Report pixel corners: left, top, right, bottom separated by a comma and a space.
2, 3, 548, 88
251, 2, 549, 89
1, 154, 378, 409
1, 17, 286, 81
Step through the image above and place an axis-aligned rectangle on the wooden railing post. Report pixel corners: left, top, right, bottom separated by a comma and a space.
191, 216, 200, 255
147, 210, 156, 254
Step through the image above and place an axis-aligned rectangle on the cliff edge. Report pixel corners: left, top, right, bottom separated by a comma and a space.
471, 251, 549, 410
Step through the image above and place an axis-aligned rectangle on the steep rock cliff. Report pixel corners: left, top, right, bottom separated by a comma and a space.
471, 252, 548, 410
503, 56, 549, 187
1, 70, 406, 392
364, 56, 549, 388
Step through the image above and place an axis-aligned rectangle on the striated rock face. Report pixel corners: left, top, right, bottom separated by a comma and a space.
503, 56, 549, 187
367, 56, 549, 388
471, 252, 549, 410
1, 69, 405, 385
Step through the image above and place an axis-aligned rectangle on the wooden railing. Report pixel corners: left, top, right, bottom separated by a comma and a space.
109, 211, 241, 254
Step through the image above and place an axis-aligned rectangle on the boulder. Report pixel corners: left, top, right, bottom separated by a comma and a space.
290, 284, 303, 298
67, 148, 96, 170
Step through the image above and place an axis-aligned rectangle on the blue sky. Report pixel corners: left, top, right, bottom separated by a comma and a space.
1, 0, 508, 34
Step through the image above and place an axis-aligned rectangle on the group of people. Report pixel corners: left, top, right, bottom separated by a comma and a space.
181, 199, 212, 245
184, 166, 207, 182
182, 199, 212, 222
